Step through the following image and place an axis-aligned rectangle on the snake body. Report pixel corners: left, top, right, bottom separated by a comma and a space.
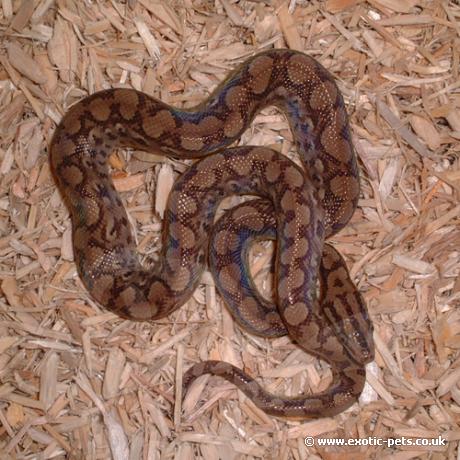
50, 49, 374, 419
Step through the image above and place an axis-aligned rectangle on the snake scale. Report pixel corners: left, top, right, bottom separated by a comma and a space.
50, 49, 374, 419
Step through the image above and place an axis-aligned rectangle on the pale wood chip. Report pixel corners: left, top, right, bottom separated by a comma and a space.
9, 0, 35, 32
102, 347, 126, 399
374, 97, 432, 157
392, 254, 437, 275
113, 172, 146, 192
155, 163, 174, 218
277, 2, 303, 51
138, 0, 183, 35
409, 114, 441, 150
39, 352, 58, 410
134, 17, 161, 61
6, 42, 47, 85
47, 18, 78, 84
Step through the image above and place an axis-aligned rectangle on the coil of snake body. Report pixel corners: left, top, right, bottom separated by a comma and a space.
50, 49, 374, 419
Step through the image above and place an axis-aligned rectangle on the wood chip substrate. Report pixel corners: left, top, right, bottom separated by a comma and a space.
0, 1, 459, 459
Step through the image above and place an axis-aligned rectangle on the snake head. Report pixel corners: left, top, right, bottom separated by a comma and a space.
332, 311, 375, 365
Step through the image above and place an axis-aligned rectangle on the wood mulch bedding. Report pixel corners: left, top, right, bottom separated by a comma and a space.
0, 0, 459, 459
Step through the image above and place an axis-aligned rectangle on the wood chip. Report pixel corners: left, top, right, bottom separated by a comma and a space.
6, 42, 47, 85
1, 1, 458, 457
133, 17, 161, 61
9, 0, 35, 32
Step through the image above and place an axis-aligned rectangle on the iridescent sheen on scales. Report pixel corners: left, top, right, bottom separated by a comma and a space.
50, 49, 374, 419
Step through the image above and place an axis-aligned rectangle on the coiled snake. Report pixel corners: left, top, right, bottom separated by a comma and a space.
50, 49, 374, 419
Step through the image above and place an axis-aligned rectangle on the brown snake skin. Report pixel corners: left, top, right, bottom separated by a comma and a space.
50, 49, 374, 419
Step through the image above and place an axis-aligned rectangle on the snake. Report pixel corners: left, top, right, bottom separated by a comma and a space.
50, 49, 374, 419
